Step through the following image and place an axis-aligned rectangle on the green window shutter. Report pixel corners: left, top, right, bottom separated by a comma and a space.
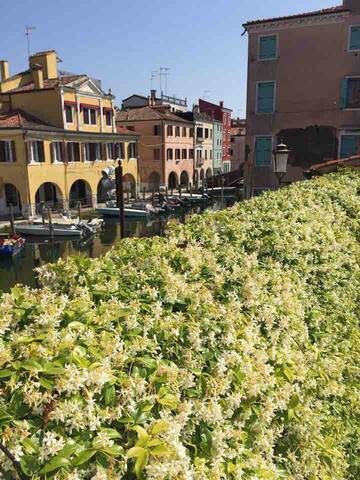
340, 135, 359, 158
259, 35, 277, 59
255, 136, 272, 166
257, 82, 275, 113
349, 26, 360, 50
340, 79, 348, 109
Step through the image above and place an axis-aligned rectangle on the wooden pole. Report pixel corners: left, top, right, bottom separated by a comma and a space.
178, 185, 182, 198
190, 182, 192, 197
115, 160, 125, 239
77, 201, 81, 221
9, 204, 16, 237
165, 186, 168, 199
127, 189, 130, 204
48, 207, 54, 242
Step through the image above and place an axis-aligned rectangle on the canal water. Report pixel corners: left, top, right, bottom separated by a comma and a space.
0, 199, 235, 293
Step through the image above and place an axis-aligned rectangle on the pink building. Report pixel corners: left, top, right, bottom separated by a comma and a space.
243, 0, 360, 197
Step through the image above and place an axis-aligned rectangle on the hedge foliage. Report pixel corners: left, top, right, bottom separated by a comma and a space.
0, 170, 359, 480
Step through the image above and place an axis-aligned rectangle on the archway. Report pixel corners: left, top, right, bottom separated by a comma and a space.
123, 173, 136, 198
206, 167, 212, 178
149, 172, 161, 191
168, 171, 178, 189
180, 171, 189, 188
35, 182, 63, 212
97, 177, 114, 204
3, 184, 21, 214
69, 180, 92, 207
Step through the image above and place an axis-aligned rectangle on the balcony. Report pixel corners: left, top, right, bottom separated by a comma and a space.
196, 158, 204, 167
197, 136, 204, 143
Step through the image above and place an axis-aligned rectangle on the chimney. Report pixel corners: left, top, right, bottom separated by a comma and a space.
0, 61, 9, 82
32, 65, 44, 89
219, 101, 224, 109
150, 89, 157, 106
29, 50, 58, 80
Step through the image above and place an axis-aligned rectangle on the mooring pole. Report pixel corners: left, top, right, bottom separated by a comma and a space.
9, 204, 16, 237
48, 207, 54, 242
115, 159, 125, 239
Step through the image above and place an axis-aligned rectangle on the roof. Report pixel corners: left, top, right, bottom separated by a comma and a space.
243, 5, 348, 27
116, 106, 193, 124
306, 155, 360, 174
0, 109, 63, 131
116, 126, 140, 136
4, 74, 86, 93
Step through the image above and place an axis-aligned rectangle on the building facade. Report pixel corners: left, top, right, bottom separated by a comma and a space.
230, 119, 246, 171
116, 104, 194, 189
213, 120, 223, 174
0, 50, 138, 216
199, 98, 233, 172
243, 0, 360, 197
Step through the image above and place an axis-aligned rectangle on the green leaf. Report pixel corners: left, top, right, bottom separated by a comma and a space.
20, 455, 40, 476
151, 420, 169, 435
133, 425, 149, 439
21, 360, 43, 372
39, 456, 70, 475
288, 394, 300, 409
150, 444, 171, 457
0, 369, 12, 379
99, 428, 121, 439
72, 449, 96, 466
127, 446, 146, 459
101, 445, 124, 457
21, 438, 38, 454
39, 376, 55, 390
103, 383, 116, 406
135, 449, 149, 478
42, 363, 66, 375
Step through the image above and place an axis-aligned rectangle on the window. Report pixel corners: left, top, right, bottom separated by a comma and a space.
154, 148, 160, 160
175, 126, 180, 137
83, 143, 100, 162
341, 78, 360, 109
65, 105, 73, 123
67, 142, 80, 162
107, 143, 115, 161
205, 128, 209, 138
197, 127, 203, 139
182, 127, 187, 137
182, 149, 187, 159
210, 129, 213, 139
83, 108, 97, 125
115, 143, 124, 159
189, 149, 194, 159
29, 141, 45, 163
105, 110, 112, 127
0, 140, 15, 163
340, 135, 359, 158
210, 150, 212, 160
167, 148, 173, 160
154, 125, 161, 136
231, 137, 235, 143
257, 81, 275, 114
190, 128, 194, 137
349, 26, 360, 51
259, 35, 277, 60
205, 150, 208, 160
223, 162, 231, 173
167, 125, 173, 136
255, 136, 272, 166
51, 142, 63, 163
128, 143, 137, 159
175, 149, 181, 160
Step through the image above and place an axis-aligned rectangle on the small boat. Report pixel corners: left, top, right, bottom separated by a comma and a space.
0, 235, 25, 256
96, 207, 150, 218
15, 223, 83, 237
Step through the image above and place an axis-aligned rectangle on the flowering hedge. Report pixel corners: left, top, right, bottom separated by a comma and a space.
0, 170, 359, 479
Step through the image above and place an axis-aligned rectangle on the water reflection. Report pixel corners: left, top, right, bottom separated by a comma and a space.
0, 199, 235, 292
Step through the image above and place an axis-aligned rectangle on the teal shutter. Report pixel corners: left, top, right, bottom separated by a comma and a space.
340, 79, 348, 109
255, 137, 272, 166
349, 26, 360, 50
340, 135, 359, 158
259, 35, 277, 59
257, 82, 275, 113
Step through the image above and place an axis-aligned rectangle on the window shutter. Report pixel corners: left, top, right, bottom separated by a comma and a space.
349, 26, 360, 50
11, 141, 16, 162
340, 135, 358, 158
38, 141, 45, 162
61, 142, 67, 163
257, 82, 275, 113
260, 35, 277, 59
340, 79, 348, 109
255, 137, 272, 166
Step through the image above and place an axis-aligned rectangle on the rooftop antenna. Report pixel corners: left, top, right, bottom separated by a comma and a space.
25, 25, 36, 61
160, 67, 170, 95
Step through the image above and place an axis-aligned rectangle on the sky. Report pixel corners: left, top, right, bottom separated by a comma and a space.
1, 0, 339, 117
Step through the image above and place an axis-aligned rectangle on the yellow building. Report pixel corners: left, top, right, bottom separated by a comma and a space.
0, 50, 139, 216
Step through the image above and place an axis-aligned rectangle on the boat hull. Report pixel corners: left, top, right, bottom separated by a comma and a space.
15, 225, 83, 237
96, 208, 149, 218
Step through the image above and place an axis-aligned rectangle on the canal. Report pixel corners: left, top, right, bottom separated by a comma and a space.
0, 199, 235, 292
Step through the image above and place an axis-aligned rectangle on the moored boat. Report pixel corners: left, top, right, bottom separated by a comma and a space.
0, 235, 25, 256
15, 224, 83, 237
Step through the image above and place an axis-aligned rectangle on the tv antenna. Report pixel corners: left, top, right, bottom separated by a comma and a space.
160, 67, 170, 95
25, 25, 36, 60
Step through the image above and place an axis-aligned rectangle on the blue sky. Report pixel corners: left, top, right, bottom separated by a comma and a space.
1, 0, 338, 116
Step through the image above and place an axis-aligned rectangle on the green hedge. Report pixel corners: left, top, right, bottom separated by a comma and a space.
0, 170, 359, 479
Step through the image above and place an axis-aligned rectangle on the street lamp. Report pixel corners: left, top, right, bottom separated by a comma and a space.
273, 141, 290, 187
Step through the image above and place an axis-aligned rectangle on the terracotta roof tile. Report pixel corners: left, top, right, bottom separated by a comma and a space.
116, 105, 193, 124
244, 5, 348, 27
116, 126, 140, 136
0, 109, 62, 130
5, 74, 86, 93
